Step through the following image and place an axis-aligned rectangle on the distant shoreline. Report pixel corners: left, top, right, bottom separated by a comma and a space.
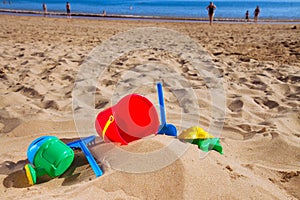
1, 9, 300, 24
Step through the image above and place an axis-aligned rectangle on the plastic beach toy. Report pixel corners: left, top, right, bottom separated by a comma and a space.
178, 126, 214, 139
67, 135, 103, 177
25, 136, 75, 185
178, 126, 223, 154
95, 94, 160, 145
191, 138, 223, 154
157, 82, 177, 136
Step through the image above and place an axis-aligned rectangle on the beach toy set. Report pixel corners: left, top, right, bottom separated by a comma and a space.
24, 82, 223, 185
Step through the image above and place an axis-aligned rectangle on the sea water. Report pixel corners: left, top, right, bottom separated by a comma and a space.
1, 0, 300, 20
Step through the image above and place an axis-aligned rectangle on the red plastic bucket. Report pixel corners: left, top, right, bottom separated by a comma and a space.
95, 94, 159, 145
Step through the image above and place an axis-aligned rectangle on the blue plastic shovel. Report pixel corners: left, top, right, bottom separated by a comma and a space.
157, 82, 177, 136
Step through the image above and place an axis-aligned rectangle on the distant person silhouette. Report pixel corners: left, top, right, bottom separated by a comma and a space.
42, 3, 47, 17
245, 10, 249, 22
254, 6, 260, 22
206, 2, 216, 25
66, 2, 71, 18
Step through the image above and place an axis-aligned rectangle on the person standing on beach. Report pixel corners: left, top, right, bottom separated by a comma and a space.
254, 6, 260, 22
42, 3, 47, 17
206, 2, 216, 25
245, 10, 249, 22
66, 2, 71, 18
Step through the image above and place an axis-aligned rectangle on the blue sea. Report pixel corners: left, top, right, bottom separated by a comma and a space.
1, 0, 300, 20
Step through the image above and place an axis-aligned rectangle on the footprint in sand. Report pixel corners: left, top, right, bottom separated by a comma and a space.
264, 100, 279, 109
288, 75, 300, 84
37, 100, 59, 110
237, 124, 252, 132
225, 165, 246, 180
277, 74, 300, 84
61, 74, 74, 82
228, 99, 243, 112
30, 52, 45, 57
12, 85, 43, 99
279, 170, 300, 183
0, 69, 7, 80
238, 77, 248, 84
254, 97, 279, 109
287, 93, 300, 101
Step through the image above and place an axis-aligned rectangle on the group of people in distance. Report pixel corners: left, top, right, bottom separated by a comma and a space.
207, 2, 261, 25
245, 6, 260, 22
41, 1, 261, 23
42, 2, 71, 18
42, 2, 108, 18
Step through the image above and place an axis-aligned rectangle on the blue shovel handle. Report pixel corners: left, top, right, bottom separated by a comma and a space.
157, 82, 177, 136
157, 82, 166, 126
79, 140, 103, 177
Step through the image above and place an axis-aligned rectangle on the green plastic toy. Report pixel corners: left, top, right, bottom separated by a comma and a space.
191, 138, 223, 154
25, 136, 75, 185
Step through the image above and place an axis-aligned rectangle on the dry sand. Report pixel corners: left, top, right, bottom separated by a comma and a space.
0, 15, 299, 199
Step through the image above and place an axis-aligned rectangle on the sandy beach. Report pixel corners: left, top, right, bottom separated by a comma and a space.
0, 15, 299, 199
